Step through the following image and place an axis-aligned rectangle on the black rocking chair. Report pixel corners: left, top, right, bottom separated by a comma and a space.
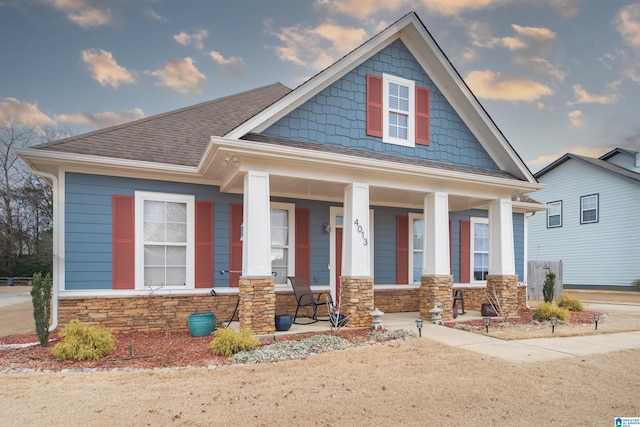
287, 276, 333, 324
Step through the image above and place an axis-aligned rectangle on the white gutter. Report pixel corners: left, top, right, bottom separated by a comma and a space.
25, 168, 59, 332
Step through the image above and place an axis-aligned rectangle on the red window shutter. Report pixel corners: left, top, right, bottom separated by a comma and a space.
367, 74, 383, 137
460, 220, 471, 283
229, 203, 243, 288
396, 215, 409, 284
415, 86, 430, 146
112, 195, 135, 290
195, 201, 214, 288
295, 208, 311, 281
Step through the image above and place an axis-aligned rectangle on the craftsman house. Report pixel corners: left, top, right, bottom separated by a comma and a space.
528, 148, 640, 290
18, 12, 544, 334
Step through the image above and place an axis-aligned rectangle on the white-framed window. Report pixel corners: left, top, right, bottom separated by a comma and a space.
383, 73, 415, 147
135, 191, 195, 289
547, 200, 562, 228
408, 213, 424, 284
580, 194, 599, 224
271, 202, 295, 285
470, 217, 489, 282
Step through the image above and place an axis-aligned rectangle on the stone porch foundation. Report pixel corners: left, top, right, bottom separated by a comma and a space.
486, 275, 520, 315
340, 276, 374, 327
239, 276, 275, 334
420, 275, 454, 321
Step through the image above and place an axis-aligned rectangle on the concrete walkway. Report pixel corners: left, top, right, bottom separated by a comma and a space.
0, 286, 32, 308
381, 311, 640, 363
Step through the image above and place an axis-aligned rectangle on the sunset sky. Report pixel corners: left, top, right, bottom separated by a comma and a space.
1, 0, 640, 170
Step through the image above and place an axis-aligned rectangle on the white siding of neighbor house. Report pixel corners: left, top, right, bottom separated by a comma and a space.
528, 159, 640, 287
605, 151, 639, 172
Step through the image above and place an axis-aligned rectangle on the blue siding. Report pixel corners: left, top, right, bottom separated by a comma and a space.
65, 173, 525, 290
263, 39, 498, 170
65, 172, 242, 290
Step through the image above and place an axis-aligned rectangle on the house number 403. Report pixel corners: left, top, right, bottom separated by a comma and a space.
354, 219, 368, 246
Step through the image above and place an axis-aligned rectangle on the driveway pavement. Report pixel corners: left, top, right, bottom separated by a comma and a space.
0, 286, 32, 308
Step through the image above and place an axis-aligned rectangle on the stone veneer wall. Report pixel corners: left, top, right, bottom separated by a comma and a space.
57, 283, 527, 333
419, 275, 454, 321
58, 293, 240, 333
340, 277, 374, 327
238, 276, 275, 335
486, 275, 520, 315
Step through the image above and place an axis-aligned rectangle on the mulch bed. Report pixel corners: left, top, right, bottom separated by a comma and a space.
0, 328, 373, 372
444, 309, 597, 329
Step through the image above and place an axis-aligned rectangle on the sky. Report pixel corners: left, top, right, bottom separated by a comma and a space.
1, 0, 640, 172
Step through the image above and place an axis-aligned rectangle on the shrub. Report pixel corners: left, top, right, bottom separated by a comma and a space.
532, 302, 570, 322
556, 294, 584, 312
543, 272, 556, 303
211, 328, 259, 357
31, 272, 53, 346
51, 321, 115, 360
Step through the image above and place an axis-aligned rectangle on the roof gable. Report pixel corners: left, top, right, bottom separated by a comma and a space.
33, 83, 291, 166
260, 39, 500, 171
225, 12, 535, 182
535, 153, 640, 185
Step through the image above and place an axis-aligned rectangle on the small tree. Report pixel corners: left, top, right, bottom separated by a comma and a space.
31, 272, 52, 345
543, 271, 556, 303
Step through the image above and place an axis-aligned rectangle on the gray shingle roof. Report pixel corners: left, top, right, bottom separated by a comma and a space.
242, 133, 521, 181
34, 83, 292, 166
535, 152, 640, 184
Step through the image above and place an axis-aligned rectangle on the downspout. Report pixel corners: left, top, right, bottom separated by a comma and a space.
26, 168, 59, 332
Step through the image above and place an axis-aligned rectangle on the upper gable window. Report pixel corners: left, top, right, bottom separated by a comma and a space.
383, 74, 415, 146
580, 194, 599, 224
366, 74, 430, 147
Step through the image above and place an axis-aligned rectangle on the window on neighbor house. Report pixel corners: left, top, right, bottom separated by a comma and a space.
547, 200, 562, 228
136, 191, 194, 288
471, 218, 489, 281
580, 194, 599, 224
271, 203, 295, 285
409, 214, 424, 284
383, 74, 415, 147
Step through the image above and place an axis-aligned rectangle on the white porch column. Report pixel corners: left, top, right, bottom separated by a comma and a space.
242, 171, 272, 277
488, 197, 515, 275
422, 192, 450, 275
342, 182, 370, 277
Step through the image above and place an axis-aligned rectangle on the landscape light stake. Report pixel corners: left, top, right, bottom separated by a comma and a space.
594, 313, 600, 330
415, 319, 423, 337
483, 317, 490, 333
550, 317, 558, 333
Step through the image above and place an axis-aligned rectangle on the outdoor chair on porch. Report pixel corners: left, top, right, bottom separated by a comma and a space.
287, 276, 333, 324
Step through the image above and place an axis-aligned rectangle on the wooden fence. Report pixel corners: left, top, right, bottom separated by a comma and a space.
527, 261, 563, 300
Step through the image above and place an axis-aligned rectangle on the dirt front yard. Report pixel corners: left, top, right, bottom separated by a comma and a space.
1, 288, 639, 426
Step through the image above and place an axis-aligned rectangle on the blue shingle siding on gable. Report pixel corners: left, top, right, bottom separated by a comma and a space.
263, 39, 498, 170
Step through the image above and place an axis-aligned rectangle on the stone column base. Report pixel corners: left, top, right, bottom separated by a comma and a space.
420, 275, 454, 321
340, 276, 374, 328
486, 275, 520, 316
239, 276, 275, 334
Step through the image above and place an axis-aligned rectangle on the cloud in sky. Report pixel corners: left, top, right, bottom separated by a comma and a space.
45, 0, 113, 28
267, 20, 367, 70
422, 0, 510, 16
616, 3, 640, 48
529, 145, 612, 169
81, 49, 135, 88
568, 110, 583, 128
315, 0, 408, 18
174, 29, 208, 50
144, 8, 167, 23
209, 51, 244, 69
567, 84, 618, 105
465, 70, 552, 101
0, 98, 56, 127
468, 22, 555, 51
547, 0, 580, 19
514, 56, 565, 81
56, 108, 145, 129
148, 58, 205, 96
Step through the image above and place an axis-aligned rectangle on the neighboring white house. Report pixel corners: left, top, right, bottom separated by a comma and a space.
528, 148, 640, 290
